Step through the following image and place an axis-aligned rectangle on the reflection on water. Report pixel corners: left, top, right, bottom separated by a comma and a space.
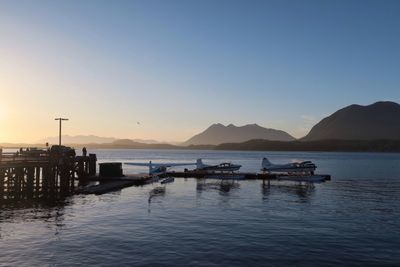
148, 186, 166, 203
0, 198, 68, 223
196, 179, 240, 194
0, 197, 69, 242
1, 149, 400, 266
261, 181, 315, 202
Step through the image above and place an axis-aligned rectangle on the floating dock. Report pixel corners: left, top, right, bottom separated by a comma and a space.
78, 171, 330, 195
166, 170, 268, 179
78, 174, 153, 195
166, 170, 331, 181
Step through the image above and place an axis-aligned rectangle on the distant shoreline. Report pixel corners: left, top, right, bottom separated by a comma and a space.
2, 139, 400, 153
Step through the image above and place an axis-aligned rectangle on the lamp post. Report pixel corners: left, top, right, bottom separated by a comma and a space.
54, 118, 69, 146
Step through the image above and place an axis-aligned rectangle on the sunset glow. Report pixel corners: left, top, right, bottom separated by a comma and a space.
1, 1, 399, 143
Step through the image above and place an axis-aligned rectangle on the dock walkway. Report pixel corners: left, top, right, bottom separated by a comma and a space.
78, 174, 153, 195
166, 170, 277, 180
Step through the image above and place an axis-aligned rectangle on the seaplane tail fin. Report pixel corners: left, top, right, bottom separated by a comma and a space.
262, 157, 272, 168
196, 158, 205, 169
149, 161, 153, 174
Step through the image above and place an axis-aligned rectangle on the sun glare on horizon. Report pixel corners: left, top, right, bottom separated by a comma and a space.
0, 106, 5, 121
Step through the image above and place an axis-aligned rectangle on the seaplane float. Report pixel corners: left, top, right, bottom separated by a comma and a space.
195, 159, 244, 179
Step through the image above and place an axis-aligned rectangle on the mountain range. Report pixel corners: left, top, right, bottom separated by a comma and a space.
183, 123, 295, 145
25, 101, 400, 149
38, 135, 160, 145
302, 101, 400, 141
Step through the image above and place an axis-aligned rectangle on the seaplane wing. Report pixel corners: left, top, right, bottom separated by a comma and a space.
124, 162, 194, 167
124, 161, 195, 175
124, 162, 154, 166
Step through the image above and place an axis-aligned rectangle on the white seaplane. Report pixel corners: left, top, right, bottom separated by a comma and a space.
124, 159, 243, 180
124, 161, 195, 176
261, 157, 316, 174
195, 159, 242, 172
261, 157, 328, 183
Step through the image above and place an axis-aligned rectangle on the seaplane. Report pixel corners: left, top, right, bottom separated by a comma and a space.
261, 157, 329, 183
261, 157, 316, 174
124, 159, 244, 180
195, 159, 242, 173
124, 161, 195, 176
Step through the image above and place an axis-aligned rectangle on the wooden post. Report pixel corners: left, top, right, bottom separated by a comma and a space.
89, 154, 97, 176
84, 158, 89, 176
27, 167, 34, 199
60, 165, 69, 195
5, 168, 11, 200
49, 166, 56, 198
42, 166, 49, 197
70, 168, 75, 190
35, 167, 41, 197
15, 167, 24, 200
77, 158, 84, 178
0, 168, 4, 201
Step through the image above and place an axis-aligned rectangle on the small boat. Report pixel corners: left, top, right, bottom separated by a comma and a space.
160, 177, 174, 184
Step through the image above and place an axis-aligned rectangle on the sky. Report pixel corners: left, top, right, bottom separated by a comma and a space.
1, 0, 400, 143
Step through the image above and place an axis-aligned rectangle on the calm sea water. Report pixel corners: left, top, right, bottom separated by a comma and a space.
1, 149, 399, 266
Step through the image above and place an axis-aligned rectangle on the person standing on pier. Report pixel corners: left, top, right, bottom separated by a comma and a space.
82, 147, 87, 157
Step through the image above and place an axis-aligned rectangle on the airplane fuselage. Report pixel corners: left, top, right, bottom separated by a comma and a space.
261, 158, 316, 174
199, 163, 241, 172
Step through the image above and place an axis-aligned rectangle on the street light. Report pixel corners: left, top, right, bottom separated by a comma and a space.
55, 118, 69, 146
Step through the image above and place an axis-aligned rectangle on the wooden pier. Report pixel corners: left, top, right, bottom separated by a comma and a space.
0, 148, 331, 200
0, 146, 97, 202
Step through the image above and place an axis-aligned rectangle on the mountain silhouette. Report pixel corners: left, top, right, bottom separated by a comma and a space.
39, 135, 160, 144
302, 101, 400, 141
183, 123, 295, 145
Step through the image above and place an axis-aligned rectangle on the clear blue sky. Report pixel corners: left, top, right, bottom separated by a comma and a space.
1, 0, 399, 142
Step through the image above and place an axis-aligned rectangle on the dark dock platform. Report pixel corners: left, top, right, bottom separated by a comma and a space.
166, 170, 331, 181
78, 174, 153, 195
166, 170, 278, 180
